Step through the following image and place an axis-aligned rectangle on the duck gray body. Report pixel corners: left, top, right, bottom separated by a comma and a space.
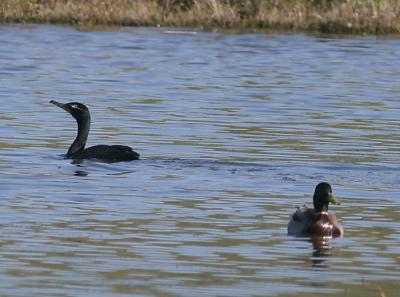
288, 206, 343, 238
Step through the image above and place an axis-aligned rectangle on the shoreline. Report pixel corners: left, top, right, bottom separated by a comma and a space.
1, 0, 399, 34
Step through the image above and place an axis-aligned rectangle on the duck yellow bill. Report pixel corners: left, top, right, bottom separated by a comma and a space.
328, 193, 340, 205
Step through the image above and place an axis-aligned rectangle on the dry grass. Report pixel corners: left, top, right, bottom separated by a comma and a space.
1, 0, 400, 34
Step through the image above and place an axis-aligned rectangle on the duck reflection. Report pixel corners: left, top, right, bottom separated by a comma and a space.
310, 236, 332, 267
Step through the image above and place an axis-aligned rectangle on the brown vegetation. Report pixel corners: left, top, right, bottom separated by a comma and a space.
1, 0, 399, 34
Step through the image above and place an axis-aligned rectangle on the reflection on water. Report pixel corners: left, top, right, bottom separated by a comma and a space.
74, 170, 88, 176
311, 237, 333, 268
0, 24, 400, 296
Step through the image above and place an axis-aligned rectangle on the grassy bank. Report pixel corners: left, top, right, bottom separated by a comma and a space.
1, 0, 400, 34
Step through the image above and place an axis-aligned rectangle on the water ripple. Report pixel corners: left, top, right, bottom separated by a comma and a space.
0, 24, 399, 296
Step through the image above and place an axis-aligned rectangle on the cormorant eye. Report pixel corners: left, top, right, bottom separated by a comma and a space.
71, 104, 80, 110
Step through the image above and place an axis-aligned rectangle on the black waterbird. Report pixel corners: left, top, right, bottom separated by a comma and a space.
50, 101, 140, 162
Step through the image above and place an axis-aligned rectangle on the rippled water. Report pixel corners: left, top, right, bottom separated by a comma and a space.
0, 24, 399, 296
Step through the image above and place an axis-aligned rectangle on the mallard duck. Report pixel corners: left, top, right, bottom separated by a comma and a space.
288, 182, 343, 238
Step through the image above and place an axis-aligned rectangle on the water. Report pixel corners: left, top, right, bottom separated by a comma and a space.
0, 24, 399, 296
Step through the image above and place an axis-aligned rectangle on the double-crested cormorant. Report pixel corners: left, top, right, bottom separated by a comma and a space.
287, 182, 343, 238
50, 100, 140, 162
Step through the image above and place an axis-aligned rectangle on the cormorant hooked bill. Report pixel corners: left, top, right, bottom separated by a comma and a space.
50, 100, 140, 162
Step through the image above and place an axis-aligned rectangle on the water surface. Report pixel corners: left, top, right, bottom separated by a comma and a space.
0, 24, 399, 296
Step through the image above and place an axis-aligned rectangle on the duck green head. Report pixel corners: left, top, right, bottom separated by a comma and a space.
313, 182, 340, 212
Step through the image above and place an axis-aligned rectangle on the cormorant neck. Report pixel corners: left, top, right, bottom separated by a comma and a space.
67, 114, 90, 157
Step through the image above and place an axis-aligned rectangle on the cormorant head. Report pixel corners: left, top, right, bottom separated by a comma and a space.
313, 182, 340, 212
50, 100, 90, 122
